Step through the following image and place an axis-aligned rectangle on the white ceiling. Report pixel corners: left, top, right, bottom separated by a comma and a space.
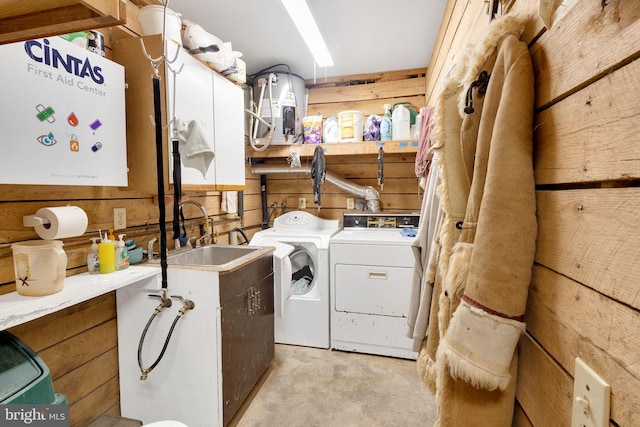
168, 0, 448, 81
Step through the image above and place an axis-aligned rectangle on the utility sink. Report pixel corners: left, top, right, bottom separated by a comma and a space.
149, 244, 263, 271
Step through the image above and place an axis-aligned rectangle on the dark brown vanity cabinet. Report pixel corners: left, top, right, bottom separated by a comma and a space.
219, 254, 274, 426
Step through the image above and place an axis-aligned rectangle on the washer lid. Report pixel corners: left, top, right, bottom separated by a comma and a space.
250, 232, 332, 249
272, 211, 340, 234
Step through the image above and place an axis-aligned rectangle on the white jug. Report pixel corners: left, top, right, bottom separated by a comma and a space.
12, 240, 67, 296
392, 104, 411, 140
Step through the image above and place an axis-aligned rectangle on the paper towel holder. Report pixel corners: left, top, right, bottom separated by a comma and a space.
23, 215, 51, 228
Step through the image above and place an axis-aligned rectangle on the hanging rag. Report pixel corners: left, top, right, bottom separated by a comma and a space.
311, 145, 325, 206
414, 106, 435, 187
221, 191, 238, 214
406, 162, 441, 352
174, 118, 214, 177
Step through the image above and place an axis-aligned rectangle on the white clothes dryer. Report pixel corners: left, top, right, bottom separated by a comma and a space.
250, 211, 340, 348
330, 213, 420, 359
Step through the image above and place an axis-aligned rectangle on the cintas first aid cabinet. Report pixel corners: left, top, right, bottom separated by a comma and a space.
112, 35, 245, 193
0, 36, 127, 186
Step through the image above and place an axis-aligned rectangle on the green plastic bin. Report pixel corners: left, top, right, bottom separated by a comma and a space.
0, 331, 67, 404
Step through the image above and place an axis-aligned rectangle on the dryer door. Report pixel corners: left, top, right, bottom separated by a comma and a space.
273, 242, 295, 318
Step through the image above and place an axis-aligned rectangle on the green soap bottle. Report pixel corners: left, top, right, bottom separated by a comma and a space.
380, 104, 392, 140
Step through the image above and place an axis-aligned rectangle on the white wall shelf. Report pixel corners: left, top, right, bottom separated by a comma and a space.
0, 266, 159, 331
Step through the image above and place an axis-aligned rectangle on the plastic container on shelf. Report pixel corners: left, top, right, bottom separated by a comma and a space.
380, 104, 392, 140
98, 233, 115, 274
323, 117, 339, 143
115, 234, 130, 270
87, 238, 100, 274
303, 115, 323, 144
392, 104, 411, 140
138, 5, 182, 44
11, 240, 67, 296
337, 110, 364, 142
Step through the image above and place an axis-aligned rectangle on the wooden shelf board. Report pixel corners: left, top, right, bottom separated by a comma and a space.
247, 140, 419, 158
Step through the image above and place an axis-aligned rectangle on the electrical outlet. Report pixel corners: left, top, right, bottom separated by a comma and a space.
114, 208, 126, 230
571, 357, 610, 427
346, 198, 355, 210
298, 198, 306, 209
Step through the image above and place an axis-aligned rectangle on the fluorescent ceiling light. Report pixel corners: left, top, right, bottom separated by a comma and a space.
281, 0, 334, 67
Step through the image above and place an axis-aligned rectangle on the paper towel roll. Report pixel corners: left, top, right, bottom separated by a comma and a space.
33, 206, 88, 240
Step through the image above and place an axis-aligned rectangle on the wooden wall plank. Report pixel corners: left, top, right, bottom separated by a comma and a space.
512, 401, 533, 427
531, 0, 640, 109
40, 319, 118, 380
425, 0, 488, 106
55, 348, 119, 405
70, 377, 120, 427
306, 68, 426, 88
8, 293, 115, 351
527, 265, 640, 425
535, 188, 640, 309
425, 0, 541, 106
516, 333, 573, 426
308, 77, 427, 104
308, 96, 426, 118
534, 57, 640, 185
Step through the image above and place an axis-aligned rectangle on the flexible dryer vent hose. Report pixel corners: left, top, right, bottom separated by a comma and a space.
251, 165, 380, 212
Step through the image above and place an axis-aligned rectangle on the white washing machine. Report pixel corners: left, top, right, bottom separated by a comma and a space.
330, 213, 419, 359
250, 211, 340, 349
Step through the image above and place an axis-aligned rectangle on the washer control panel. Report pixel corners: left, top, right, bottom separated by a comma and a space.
343, 213, 420, 229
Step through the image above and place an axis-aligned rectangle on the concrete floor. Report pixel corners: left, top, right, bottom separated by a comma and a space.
230, 344, 437, 427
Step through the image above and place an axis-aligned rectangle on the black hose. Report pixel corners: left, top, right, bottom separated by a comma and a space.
232, 227, 249, 245
137, 308, 183, 380
152, 77, 168, 289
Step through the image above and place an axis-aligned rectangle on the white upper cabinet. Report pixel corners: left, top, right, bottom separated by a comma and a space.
212, 72, 245, 187
113, 35, 245, 194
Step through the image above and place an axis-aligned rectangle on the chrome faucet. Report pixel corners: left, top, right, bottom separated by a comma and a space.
147, 237, 158, 261
179, 200, 210, 244
186, 236, 198, 248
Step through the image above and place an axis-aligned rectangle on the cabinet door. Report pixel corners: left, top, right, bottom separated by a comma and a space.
220, 274, 274, 426
167, 43, 217, 185
212, 72, 245, 188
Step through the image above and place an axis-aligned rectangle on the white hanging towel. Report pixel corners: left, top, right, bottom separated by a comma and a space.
175, 118, 214, 177
221, 191, 238, 214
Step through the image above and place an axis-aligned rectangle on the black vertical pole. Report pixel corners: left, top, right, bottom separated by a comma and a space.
152, 76, 168, 289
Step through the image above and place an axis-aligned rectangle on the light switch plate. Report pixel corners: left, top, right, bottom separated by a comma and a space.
571, 357, 610, 427
298, 198, 306, 209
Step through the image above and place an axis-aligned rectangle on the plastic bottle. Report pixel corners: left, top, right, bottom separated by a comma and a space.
392, 104, 411, 140
380, 104, 392, 141
87, 238, 100, 274
98, 233, 115, 274
115, 234, 130, 270
413, 111, 423, 140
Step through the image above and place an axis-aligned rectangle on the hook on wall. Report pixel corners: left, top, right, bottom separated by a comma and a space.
487, 0, 501, 22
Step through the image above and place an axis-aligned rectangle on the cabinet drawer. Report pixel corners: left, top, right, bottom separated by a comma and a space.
334, 264, 412, 316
